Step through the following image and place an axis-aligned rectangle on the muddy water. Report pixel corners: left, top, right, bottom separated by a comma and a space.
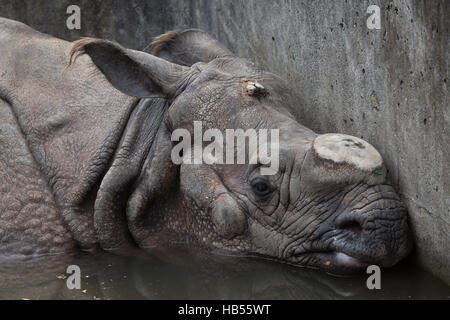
0, 250, 448, 300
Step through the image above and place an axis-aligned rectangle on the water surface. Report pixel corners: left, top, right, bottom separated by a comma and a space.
0, 250, 448, 300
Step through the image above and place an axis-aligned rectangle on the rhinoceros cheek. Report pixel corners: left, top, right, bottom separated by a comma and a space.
212, 194, 247, 239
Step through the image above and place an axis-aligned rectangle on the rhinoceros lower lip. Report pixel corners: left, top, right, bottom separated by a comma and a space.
333, 252, 371, 268
213, 249, 372, 273
291, 251, 371, 272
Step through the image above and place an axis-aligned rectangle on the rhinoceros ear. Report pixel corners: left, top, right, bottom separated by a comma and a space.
151, 29, 233, 66
68, 38, 192, 98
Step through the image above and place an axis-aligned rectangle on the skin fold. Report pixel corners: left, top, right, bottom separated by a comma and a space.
0, 18, 412, 274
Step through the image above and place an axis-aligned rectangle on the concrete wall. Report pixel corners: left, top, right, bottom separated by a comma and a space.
1, 0, 448, 283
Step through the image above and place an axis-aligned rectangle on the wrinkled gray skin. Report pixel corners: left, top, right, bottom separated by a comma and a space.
0, 18, 412, 274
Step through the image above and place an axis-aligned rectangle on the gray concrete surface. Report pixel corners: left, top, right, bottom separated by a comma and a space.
0, 0, 448, 283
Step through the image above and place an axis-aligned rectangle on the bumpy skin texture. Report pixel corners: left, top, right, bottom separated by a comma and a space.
0, 18, 412, 274
0, 98, 74, 255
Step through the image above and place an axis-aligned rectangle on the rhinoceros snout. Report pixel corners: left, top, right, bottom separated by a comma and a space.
285, 184, 413, 274
330, 191, 413, 271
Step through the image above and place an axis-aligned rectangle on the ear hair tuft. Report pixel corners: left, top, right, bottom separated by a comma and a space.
150, 30, 180, 56
66, 37, 104, 69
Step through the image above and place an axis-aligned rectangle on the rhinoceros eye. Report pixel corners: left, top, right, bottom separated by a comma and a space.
251, 178, 272, 197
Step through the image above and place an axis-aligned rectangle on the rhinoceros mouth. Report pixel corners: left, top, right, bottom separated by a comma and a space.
288, 251, 372, 275
211, 248, 373, 275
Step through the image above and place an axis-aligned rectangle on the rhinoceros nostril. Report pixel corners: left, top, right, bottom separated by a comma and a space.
338, 220, 363, 234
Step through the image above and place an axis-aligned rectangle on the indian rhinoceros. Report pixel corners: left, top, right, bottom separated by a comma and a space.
0, 17, 412, 274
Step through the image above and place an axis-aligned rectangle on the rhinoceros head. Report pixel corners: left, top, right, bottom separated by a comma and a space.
69, 30, 412, 274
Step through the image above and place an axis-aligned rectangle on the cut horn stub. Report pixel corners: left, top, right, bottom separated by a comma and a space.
313, 134, 383, 172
